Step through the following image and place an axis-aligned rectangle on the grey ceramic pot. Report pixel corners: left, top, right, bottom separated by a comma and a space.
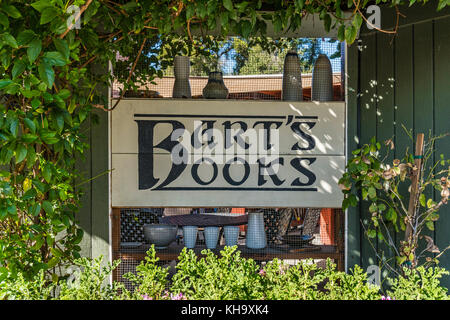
202, 71, 229, 99
282, 50, 303, 101
172, 56, 191, 98
311, 54, 333, 101
143, 224, 178, 249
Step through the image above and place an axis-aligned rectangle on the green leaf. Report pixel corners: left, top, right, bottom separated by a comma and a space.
419, 193, 426, 207
32, 179, 46, 193
0, 207, 7, 220
348, 194, 358, 206
15, 144, 28, 163
53, 38, 69, 59
26, 146, 36, 168
17, 30, 36, 46
32, 237, 45, 250
12, 60, 26, 79
2, 33, 18, 48
47, 257, 59, 268
342, 197, 349, 210
352, 13, 363, 30
362, 188, 368, 200
296, 0, 305, 10
345, 25, 357, 44
24, 118, 36, 134
9, 118, 19, 137
31, 203, 41, 216
337, 24, 345, 42
367, 229, 376, 238
31, 0, 53, 13
42, 200, 53, 215
54, 112, 64, 131
40, 7, 58, 24
2, 4, 22, 19
27, 39, 42, 63
385, 207, 397, 223
22, 188, 37, 200
7, 204, 17, 215
0, 79, 13, 89
240, 20, 252, 38
21, 133, 38, 143
57, 89, 71, 100
396, 255, 407, 265
43, 51, 66, 66
426, 221, 435, 231
323, 13, 332, 33
368, 186, 376, 199
38, 61, 55, 88
223, 0, 233, 11
0, 12, 9, 29
43, 164, 52, 183
437, 0, 448, 11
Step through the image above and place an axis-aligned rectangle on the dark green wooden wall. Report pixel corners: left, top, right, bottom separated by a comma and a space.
75, 92, 110, 262
347, 5, 450, 287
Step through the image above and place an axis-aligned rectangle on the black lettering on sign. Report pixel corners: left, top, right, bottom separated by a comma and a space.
191, 158, 218, 185
223, 121, 250, 149
134, 115, 323, 192
253, 120, 283, 151
191, 120, 216, 148
290, 157, 317, 186
136, 120, 187, 190
290, 121, 316, 151
223, 157, 250, 186
257, 157, 285, 186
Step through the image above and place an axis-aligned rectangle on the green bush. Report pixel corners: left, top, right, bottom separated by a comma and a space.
0, 270, 55, 300
1, 246, 449, 300
171, 246, 263, 300
387, 266, 449, 300
122, 247, 169, 300
57, 256, 128, 300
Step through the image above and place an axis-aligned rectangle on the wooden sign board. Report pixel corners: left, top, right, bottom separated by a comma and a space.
111, 99, 346, 208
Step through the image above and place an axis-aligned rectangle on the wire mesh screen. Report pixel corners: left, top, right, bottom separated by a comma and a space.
112, 207, 344, 290
111, 37, 343, 101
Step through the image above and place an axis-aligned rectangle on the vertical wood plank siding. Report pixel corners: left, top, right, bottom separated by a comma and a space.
434, 17, 450, 288
348, 8, 450, 288
76, 67, 110, 263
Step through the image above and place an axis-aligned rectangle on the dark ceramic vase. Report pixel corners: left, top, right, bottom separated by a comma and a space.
202, 71, 229, 99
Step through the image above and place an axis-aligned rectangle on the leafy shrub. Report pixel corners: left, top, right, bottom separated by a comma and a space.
122, 245, 169, 300
0, 270, 55, 300
387, 266, 449, 300
1, 247, 449, 300
170, 246, 263, 300
320, 260, 380, 300
57, 256, 127, 300
130, 246, 382, 300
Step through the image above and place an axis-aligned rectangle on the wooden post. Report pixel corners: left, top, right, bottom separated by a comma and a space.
334, 208, 345, 271
404, 133, 425, 243
111, 208, 120, 282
